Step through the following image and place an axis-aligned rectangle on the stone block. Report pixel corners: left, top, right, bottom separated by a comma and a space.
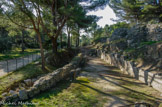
151, 75, 162, 93
9, 90, 16, 95
19, 90, 28, 100
24, 79, 32, 86
133, 67, 139, 79
127, 61, 135, 77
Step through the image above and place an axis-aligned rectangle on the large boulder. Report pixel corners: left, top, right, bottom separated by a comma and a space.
126, 25, 148, 47
108, 28, 128, 52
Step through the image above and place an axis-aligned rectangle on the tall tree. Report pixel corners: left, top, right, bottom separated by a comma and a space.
1, 0, 46, 69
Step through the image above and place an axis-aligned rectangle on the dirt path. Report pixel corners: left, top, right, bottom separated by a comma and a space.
79, 46, 162, 106
29, 47, 162, 107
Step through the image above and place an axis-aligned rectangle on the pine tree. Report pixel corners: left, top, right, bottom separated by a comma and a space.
109, 0, 162, 23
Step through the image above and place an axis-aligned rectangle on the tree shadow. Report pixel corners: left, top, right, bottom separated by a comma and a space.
99, 75, 162, 102
26, 79, 73, 107
26, 78, 90, 107
100, 74, 145, 87
77, 82, 133, 107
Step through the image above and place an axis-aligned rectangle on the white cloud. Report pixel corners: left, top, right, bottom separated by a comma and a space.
87, 5, 117, 27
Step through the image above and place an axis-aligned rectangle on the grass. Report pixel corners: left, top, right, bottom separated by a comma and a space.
25, 69, 161, 107
0, 48, 40, 61
0, 60, 57, 99
25, 77, 107, 107
1, 52, 161, 106
140, 41, 162, 47
110, 38, 126, 44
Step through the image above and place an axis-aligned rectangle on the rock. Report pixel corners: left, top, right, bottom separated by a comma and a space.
34, 61, 39, 64
51, 71, 60, 82
76, 68, 81, 71
19, 87, 25, 90
147, 24, 162, 41
10, 93, 19, 102
27, 88, 35, 98
31, 78, 37, 83
76, 68, 81, 75
0, 52, 84, 103
107, 38, 111, 44
33, 76, 50, 92
27, 87, 40, 98
33, 77, 45, 88
24, 79, 32, 86
27, 89, 33, 98
9, 90, 16, 95
16, 88, 20, 92
19, 90, 28, 100
20, 83, 26, 88
126, 25, 147, 48
12, 93, 18, 99
2, 92, 7, 97
110, 28, 128, 41
4, 96, 12, 102
127, 40, 133, 47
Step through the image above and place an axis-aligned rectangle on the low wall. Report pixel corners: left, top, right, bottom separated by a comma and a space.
97, 49, 162, 93
3, 53, 87, 102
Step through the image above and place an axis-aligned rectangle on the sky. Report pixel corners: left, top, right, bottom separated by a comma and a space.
87, 5, 117, 27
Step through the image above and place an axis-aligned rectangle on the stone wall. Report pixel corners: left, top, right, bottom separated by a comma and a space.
97, 49, 162, 93
2, 53, 87, 103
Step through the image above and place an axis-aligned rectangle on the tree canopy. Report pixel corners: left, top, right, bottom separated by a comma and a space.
109, 0, 162, 23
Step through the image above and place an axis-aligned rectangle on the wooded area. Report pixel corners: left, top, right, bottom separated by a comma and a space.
0, 0, 161, 69
0, 0, 162, 106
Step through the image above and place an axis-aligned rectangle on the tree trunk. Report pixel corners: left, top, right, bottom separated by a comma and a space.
67, 26, 71, 48
77, 28, 80, 47
76, 37, 78, 47
78, 36, 80, 47
21, 30, 25, 53
52, 37, 58, 53
37, 31, 45, 70
60, 33, 63, 49
67, 32, 70, 48
71, 35, 72, 47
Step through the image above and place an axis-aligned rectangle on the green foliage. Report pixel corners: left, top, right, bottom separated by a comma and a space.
105, 22, 129, 36
0, 13, 39, 53
140, 41, 162, 47
109, 0, 162, 23
110, 38, 126, 44
88, 22, 129, 43
0, 27, 12, 53
0, 49, 40, 61
81, 35, 91, 46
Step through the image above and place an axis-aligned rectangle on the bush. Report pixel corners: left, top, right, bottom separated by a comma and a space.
46, 48, 78, 67
0, 37, 12, 53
